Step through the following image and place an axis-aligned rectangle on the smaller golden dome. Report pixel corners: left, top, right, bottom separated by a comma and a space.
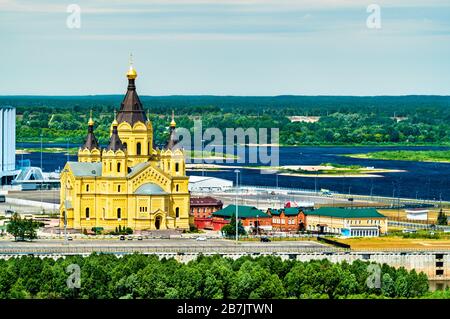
112, 109, 118, 126
88, 109, 94, 126
170, 110, 176, 127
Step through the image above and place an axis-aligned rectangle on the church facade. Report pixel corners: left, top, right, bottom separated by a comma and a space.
59, 62, 189, 231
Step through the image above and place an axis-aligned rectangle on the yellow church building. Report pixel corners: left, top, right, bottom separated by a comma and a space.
60, 62, 190, 231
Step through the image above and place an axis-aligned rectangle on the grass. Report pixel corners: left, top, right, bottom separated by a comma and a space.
336, 236, 450, 250
345, 150, 450, 163
188, 150, 238, 159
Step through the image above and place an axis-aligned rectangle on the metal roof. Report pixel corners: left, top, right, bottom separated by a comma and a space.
134, 183, 167, 195
306, 207, 386, 219
213, 205, 270, 219
67, 162, 102, 177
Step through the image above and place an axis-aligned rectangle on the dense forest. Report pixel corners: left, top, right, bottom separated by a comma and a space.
0, 253, 445, 299
1, 95, 449, 146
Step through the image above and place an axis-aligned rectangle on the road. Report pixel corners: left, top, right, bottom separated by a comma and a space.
0, 238, 327, 255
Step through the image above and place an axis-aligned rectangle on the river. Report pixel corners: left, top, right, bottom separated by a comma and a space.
16, 144, 450, 201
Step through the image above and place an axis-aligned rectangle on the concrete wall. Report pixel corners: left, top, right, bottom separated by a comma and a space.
5, 197, 59, 211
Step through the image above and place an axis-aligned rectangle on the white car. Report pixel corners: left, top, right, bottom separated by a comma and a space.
196, 236, 207, 241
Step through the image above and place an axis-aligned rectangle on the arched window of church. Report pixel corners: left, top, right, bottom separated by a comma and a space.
175, 163, 179, 172
117, 162, 121, 173
175, 207, 180, 218
86, 184, 89, 192
136, 142, 142, 155
86, 207, 90, 219
176, 184, 179, 192
123, 142, 127, 150
117, 208, 121, 220
118, 185, 121, 192
109, 162, 112, 171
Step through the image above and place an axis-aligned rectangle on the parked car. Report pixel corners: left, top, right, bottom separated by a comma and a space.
127, 235, 133, 240
67, 236, 73, 241
260, 236, 271, 242
137, 236, 143, 240
196, 236, 207, 241
119, 235, 126, 240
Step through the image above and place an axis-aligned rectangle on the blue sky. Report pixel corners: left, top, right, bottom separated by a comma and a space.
0, 0, 449, 95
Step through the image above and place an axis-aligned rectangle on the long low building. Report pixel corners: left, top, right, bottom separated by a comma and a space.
303, 207, 388, 237
211, 205, 387, 237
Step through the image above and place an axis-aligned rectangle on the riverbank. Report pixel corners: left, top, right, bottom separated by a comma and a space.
345, 150, 450, 163
186, 163, 405, 178
16, 148, 238, 160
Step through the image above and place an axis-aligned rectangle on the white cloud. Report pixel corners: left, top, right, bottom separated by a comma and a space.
1, 0, 449, 14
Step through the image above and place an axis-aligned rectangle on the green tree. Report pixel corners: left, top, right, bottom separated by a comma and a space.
221, 214, 246, 237
6, 213, 39, 241
437, 209, 448, 225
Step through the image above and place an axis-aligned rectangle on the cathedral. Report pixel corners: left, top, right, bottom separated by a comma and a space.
59, 61, 190, 231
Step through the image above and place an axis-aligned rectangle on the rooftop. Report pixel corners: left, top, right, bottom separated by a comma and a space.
213, 205, 270, 219
268, 207, 302, 216
306, 207, 386, 219
190, 196, 223, 206
134, 183, 167, 195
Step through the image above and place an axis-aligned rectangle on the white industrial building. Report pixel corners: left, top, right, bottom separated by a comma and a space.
188, 175, 233, 192
0, 106, 17, 185
405, 208, 428, 221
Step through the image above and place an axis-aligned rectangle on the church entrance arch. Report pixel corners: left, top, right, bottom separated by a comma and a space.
155, 215, 162, 230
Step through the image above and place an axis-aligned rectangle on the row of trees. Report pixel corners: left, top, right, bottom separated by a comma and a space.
9, 95, 450, 146
0, 253, 438, 299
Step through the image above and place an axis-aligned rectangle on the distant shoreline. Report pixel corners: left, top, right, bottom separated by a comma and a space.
344, 150, 450, 163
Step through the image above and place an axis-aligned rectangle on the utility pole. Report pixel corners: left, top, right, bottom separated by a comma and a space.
234, 169, 240, 244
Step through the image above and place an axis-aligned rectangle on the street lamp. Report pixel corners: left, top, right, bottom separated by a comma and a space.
62, 168, 69, 244
256, 214, 259, 236
201, 139, 205, 177
66, 138, 70, 163
234, 169, 240, 244
40, 133, 44, 212
40, 133, 43, 171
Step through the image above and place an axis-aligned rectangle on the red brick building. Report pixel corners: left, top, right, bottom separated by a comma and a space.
267, 207, 306, 232
190, 196, 223, 229
211, 205, 272, 234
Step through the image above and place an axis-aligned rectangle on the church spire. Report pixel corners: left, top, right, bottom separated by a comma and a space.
81, 109, 99, 150
117, 54, 147, 125
106, 109, 125, 152
165, 110, 179, 150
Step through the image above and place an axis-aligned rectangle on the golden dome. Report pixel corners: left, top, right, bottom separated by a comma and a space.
127, 65, 137, 80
